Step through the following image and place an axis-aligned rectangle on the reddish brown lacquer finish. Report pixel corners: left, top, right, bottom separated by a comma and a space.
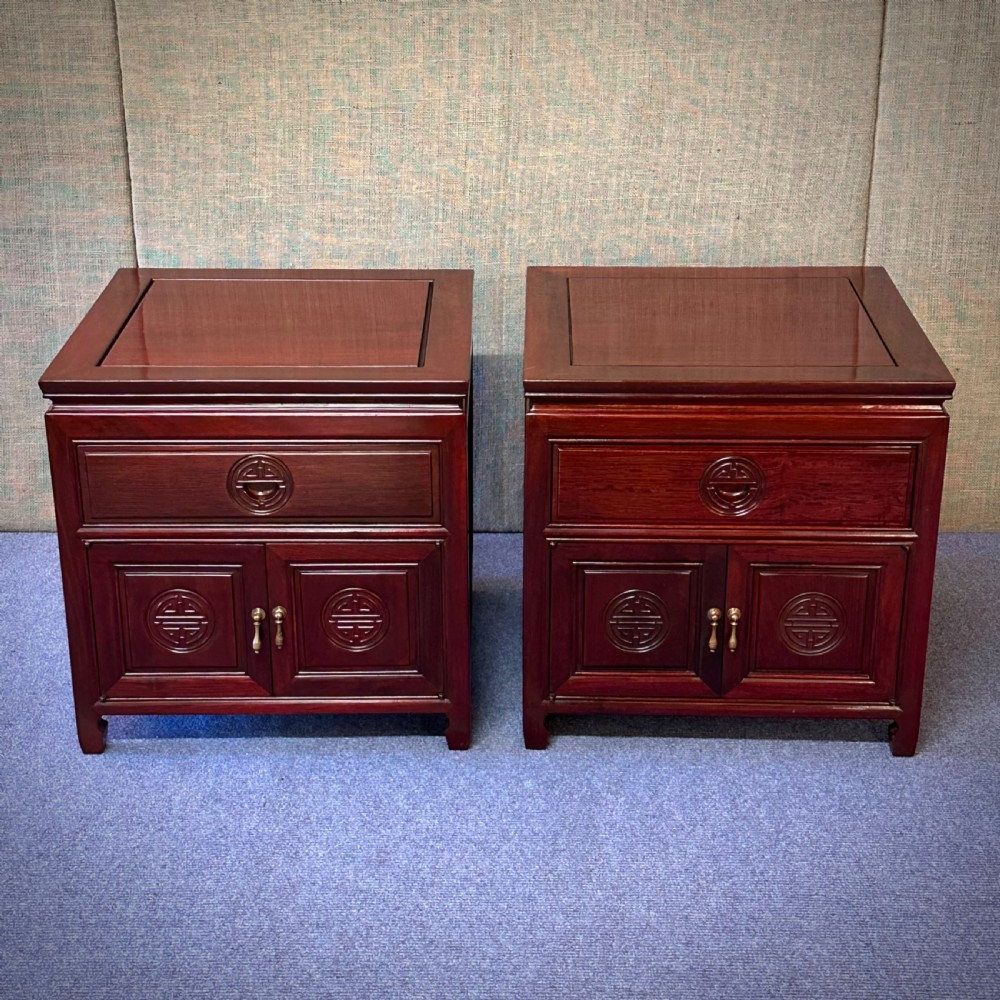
40, 269, 472, 752
523, 267, 954, 755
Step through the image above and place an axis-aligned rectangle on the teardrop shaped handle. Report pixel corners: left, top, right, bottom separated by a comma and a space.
272, 606, 286, 649
707, 608, 722, 653
251, 607, 265, 654
727, 607, 741, 653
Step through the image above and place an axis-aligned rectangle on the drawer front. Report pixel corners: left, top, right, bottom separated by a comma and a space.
79, 443, 439, 524
553, 443, 915, 528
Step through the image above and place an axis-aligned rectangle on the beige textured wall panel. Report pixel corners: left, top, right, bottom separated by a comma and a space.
116, 0, 882, 530
866, 1, 1000, 531
0, 0, 136, 529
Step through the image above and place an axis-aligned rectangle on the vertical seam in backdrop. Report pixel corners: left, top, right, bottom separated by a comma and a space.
862, 0, 889, 264
110, 0, 139, 268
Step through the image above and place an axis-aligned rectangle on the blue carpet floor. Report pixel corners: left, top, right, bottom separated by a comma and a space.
0, 532, 998, 1000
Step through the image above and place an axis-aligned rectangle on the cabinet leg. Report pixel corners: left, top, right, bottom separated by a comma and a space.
524, 709, 550, 750
77, 712, 108, 754
444, 713, 471, 751
889, 717, 919, 757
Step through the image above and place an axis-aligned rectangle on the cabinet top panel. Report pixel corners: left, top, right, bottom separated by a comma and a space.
103, 278, 430, 368
40, 269, 472, 401
567, 276, 892, 368
525, 267, 954, 399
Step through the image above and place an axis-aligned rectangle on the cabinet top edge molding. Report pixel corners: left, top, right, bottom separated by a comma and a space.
524, 266, 954, 399
40, 268, 473, 400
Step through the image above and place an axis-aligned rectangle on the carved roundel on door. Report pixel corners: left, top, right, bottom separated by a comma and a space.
699, 457, 766, 516
779, 592, 846, 656
227, 454, 293, 514
604, 590, 670, 653
322, 588, 390, 651
146, 588, 214, 652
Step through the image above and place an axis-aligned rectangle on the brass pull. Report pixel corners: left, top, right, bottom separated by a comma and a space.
707, 608, 722, 653
727, 608, 741, 652
272, 606, 286, 649
251, 607, 265, 653
242, 482, 281, 503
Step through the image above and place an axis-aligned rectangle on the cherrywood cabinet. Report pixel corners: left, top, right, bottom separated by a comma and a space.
523, 267, 954, 754
41, 269, 472, 751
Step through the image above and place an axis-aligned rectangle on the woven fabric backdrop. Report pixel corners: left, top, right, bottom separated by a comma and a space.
2, 0, 997, 530
0, 0, 136, 530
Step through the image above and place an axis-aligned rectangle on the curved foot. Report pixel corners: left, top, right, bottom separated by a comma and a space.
524, 711, 549, 750
78, 715, 108, 754
889, 717, 919, 757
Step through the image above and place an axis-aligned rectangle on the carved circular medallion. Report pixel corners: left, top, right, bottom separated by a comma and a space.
146, 589, 214, 652
779, 592, 846, 656
322, 588, 390, 651
699, 457, 766, 516
227, 455, 293, 514
604, 590, 670, 652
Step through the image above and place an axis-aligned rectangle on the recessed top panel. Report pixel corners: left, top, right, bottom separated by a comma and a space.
102, 278, 431, 368
567, 276, 894, 368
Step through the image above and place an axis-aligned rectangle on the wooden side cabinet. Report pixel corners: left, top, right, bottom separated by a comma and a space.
40, 269, 473, 751
523, 267, 954, 755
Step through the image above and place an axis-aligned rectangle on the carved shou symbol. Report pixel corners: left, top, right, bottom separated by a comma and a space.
146, 589, 214, 652
780, 592, 846, 656
604, 590, 670, 653
323, 588, 390, 651
699, 456, 766, 516
227, 454, 293, 514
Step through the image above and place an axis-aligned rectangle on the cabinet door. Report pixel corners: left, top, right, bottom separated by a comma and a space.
265, 541, 444, 697
88, 542, 271, 699
549, 541, 726, 698
722, 544, 907, 701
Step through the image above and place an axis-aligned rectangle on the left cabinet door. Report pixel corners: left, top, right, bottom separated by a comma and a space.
88, 543, 271, 699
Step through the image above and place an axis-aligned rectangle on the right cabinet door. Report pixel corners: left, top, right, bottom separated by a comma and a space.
265, 541, 444, 698
721, 544, 908, 702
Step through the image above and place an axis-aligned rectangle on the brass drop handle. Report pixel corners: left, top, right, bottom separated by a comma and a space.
707, 608, 722, 653
251, 607, 265, 653
272, 606, 286, 649
727, 608, 741, 653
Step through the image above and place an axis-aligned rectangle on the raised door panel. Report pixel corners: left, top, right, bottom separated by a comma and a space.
549, 541, 726, 698
722, 544, 907, 701
266, 542, 444, 697
88, 542, 270, 699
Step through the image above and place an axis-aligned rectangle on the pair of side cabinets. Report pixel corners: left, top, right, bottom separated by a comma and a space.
40, 267, 955, 756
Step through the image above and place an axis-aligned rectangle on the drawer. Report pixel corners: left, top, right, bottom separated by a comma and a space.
552, 442, 915, 528
79, 442, 440, 524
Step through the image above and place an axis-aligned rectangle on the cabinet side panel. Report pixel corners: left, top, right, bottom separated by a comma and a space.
523, 412, 554, 745
891, 415, 951, 752
44, 413, 106, 749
